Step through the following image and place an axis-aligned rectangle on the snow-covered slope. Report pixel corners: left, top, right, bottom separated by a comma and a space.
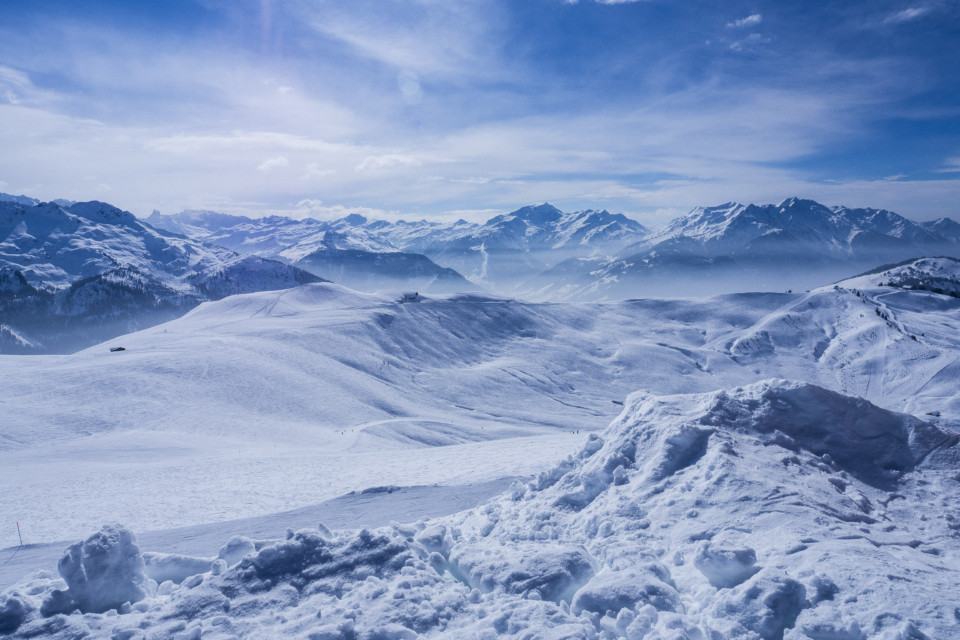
0, 192, 40, 206
0, 200, 322, 353
3, 380, 959, 638
2, 276, 960, 547
839, 256, 960, 297
533, 198, 960, 300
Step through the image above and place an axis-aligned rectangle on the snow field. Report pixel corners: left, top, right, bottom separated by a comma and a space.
2, 282, 960, 548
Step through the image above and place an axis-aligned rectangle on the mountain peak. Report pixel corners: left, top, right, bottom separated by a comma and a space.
511, 203, 563, 225
66, 201, 139, 226
343, 213, 368, 226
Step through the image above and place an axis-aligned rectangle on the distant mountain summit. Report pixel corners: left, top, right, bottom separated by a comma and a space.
146, 209, 475, 293
0, 197, 321, 353
535, 198, 960, 299
376, 203, 649, 289
148, 202, 648, 293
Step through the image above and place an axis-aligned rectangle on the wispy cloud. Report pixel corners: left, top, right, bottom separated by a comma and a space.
729, 33, 772, 51
938, 156, 960, 173
355, 154, 422, 172
0, 1, 957, 224
884, 6, 931, 24
257, 156, 288, 172
727, 14, 763, 28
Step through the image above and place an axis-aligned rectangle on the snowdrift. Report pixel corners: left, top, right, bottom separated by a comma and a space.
3, 380, 960, 639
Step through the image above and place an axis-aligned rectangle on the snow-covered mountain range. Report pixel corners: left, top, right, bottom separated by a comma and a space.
0, 196, 321, 353
147, 203, 650, 293
5, 192, 959, 353
3, 256, 960, 637
145, 209, 477, 294
148, 198, 959, 301
535, 198, 960, 299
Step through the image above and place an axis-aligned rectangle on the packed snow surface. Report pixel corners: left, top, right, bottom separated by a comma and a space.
3, 381, 960, 638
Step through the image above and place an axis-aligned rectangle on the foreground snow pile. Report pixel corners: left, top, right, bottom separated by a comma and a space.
4, 380, 960, 639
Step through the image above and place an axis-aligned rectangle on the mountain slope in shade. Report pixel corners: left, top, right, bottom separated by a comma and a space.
0, 200, 322, 353
293, 246, 478, 294
532, 198, 960, 300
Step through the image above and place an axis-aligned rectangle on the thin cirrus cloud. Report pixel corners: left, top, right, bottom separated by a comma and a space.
884, 7, 931, 24
727, 14, 763, 28
0, 1, 957, 224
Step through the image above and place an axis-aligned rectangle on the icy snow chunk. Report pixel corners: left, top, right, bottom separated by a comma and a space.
450, 541, 595, 602
50, 524, 147, 614
714, 573, 807, 640
570, 565, 680, 615
800, 617, 866, 639
414, 524, 451, 555
142, 552, 214, 585
237, 528, 413, 588
217, 535, 257, 567
694, 542, 761, 589
650, 424, 713, 480
0, 594, 31, 634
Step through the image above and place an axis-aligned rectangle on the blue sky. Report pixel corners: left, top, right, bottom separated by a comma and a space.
1, 0, 959, 224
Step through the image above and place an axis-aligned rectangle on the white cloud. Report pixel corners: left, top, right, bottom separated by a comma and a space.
145, 132, 352, 155
730, 33, 772, 51
884, 7, 930, 24
355, 154, 422, 172
304, 2, 505, 81
0, 65, 54, 106
257, 156, 288, 172
727, 14, 763, 28
302, 163, 336, 180
289, 201, 399, 221
937, 157, 960, 173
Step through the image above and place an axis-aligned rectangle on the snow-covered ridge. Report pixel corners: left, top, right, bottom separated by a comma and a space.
3, 380, 958, 638
632, 198, 956, 255
534, 198, 960, 300
0, 198, 322, 353
839, 256, 960, 297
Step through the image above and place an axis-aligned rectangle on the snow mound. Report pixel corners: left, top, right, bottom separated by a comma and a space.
44, 525, 147, 615
4, 381, 960, 638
